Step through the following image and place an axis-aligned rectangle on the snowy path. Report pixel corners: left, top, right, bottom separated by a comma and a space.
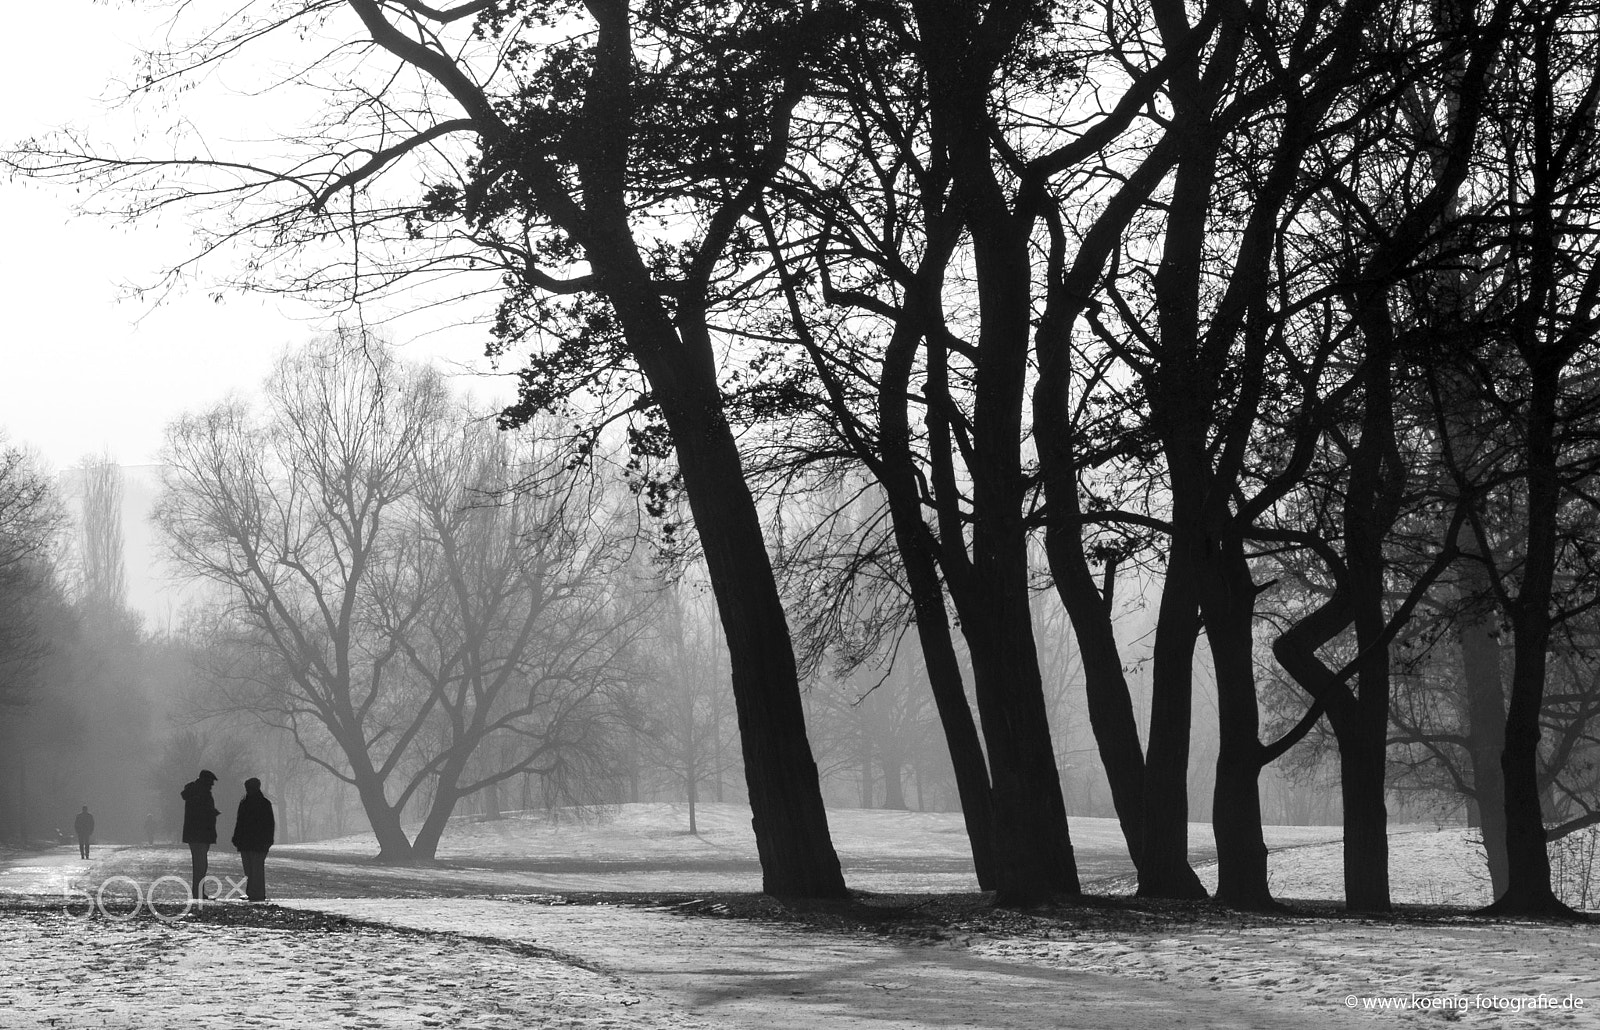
0, 848, 96, 896
276, 896, 1376, 1029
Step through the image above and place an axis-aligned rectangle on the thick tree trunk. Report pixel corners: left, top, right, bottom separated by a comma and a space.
1212, 750, 1271, 908
1489, 638, 1569, 914
1341, 460, 1395, 911
1484, 365, 1571, 917
1204, 549, 1275, 910
1138, 534, 1209, 899
962, 600, 1081, 904
352, 770, 414, 864
1336, 729, 1391, 912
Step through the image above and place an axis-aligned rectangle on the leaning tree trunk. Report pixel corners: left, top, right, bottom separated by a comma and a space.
411, 748, 477, 862
670, 405, 848, 898
638, 373, 843, 897
878, 309, 1001, 889
411, 788, 457, 863
962, 597, 1082, 904
1033, 233, 1151, 878
894, 526, 1000, 887
1037, 472, 1148, 872
590, 207, 848, 898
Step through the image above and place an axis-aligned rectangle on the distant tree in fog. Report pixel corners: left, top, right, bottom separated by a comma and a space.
77, 455, 129, 617
633, 577, 737, 834
378, 414, 651, 856
158, 333, 645, 862
0, 439, 63, 709
0, 441, 69, 842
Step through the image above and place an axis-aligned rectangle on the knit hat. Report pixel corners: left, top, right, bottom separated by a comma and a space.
199, 769, 217, 783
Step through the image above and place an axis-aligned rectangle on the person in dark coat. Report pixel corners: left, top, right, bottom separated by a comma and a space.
180, 770, 220, 899
230, 777, 275, 903
73, 806, 94, 860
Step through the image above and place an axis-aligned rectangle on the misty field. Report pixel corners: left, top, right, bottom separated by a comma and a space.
1, 804, 1595, 1029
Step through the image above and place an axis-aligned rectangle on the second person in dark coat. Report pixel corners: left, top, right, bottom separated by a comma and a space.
231, 777, 275, 903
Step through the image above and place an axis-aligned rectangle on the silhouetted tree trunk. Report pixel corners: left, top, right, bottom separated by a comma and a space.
662, 381, 845, 896
875, 401, 999, 881
537, 5, 847, 898
906, 1, 1092, 905
1485, 360, 1570, 916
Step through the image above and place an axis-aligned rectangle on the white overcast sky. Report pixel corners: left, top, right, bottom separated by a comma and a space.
0, 1, 509, 472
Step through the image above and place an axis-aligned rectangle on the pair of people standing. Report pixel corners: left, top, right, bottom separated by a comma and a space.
180, 770, 275, 902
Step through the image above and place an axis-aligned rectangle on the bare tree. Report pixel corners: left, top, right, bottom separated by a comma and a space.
159, 332, 642, 860
634, 577, 738, 834
0, 439, 64, 710
77, 455, 129, 616
0, 439, 69, 843
158, 333, 442, 859
382, 414, 652, 856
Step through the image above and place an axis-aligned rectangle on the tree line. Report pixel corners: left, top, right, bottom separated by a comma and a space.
8, 0, 1600, 914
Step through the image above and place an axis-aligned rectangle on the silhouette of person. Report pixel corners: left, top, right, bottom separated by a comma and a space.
73, 806, 95, 860
181, 770, 220, 899
231, 777, 276, 903
143, 812, 158, 846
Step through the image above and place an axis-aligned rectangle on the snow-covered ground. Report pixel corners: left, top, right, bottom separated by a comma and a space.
272, 803, 1349, 893
1, 803, 1595, 1029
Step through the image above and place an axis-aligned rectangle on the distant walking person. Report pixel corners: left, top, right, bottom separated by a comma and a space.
143, 812, 158, 846
231, 777, 275, 903
73, 806, 94, 860
181, 770, 220, 899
